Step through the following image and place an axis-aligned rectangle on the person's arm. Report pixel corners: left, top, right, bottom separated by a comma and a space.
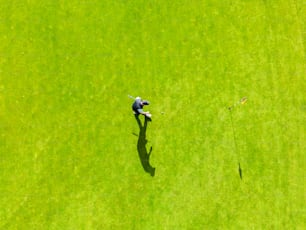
137, 108, 149, 115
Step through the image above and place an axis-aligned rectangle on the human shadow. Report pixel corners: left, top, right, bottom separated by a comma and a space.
135, 115, 155, 177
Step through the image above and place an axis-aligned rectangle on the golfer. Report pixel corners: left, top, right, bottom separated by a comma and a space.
132, 97, 151, 118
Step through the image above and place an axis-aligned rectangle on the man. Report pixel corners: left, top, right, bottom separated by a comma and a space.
132, 97, 152, 119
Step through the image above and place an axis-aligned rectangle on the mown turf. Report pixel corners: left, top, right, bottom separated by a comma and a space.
0, 0, 305, 229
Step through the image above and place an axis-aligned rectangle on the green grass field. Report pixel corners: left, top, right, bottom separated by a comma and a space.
1, 0, 305, 229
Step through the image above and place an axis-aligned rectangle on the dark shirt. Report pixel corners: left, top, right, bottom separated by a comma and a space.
132, 99, 144, 114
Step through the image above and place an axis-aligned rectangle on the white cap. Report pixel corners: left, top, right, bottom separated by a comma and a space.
135, 96, 141, 101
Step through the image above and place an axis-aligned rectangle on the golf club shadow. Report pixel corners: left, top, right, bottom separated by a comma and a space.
135, 115, 155, 177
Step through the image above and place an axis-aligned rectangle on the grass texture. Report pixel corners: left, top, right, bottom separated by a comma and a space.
0, 0, 305, 229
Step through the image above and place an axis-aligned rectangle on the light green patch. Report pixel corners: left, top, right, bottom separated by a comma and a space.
0, 0, 305, 229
